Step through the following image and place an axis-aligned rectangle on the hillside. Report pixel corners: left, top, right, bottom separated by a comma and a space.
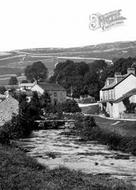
0, 40, 136, 76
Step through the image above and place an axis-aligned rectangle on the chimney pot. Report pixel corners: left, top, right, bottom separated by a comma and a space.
127, 68, 135, 75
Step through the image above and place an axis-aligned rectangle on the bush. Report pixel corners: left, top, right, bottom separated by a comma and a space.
61, 99, 81, 113
78, 97, 95, 104
0, 128, 10, 144
0, 92, 40, 144
74, 115, 136, 155
74, 115, 97, 140
0, 114, 34, 141
0, 86, 6, 94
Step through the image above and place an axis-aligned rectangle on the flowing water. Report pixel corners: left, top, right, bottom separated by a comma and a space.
17, 129, 136, 185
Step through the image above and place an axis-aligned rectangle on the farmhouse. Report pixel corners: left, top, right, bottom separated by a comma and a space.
99, 68, 136, 118
19, 81, 66, 104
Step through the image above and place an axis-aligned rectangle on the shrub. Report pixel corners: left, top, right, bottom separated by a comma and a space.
61, 99, 81, 113
78, 97, 95, 104
0, 92, 40, 144
75, 115, 97, 139
0, 128, 10, 144
0, 86, 6, 94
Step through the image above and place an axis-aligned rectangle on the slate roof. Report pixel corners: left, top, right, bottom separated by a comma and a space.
100, 88, 136, 104
113, 88, 136, 103
102, 73, 135, 91
38, 82, 66, 91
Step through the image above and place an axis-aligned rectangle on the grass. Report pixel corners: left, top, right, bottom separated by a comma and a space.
94, 116, 136, 137
0, 143, 134, 190
80, 104, 99, 114
70, 115, 136, 156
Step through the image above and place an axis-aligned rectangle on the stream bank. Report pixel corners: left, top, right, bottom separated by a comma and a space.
0, 142, 134, 190
16, 129, 136, 187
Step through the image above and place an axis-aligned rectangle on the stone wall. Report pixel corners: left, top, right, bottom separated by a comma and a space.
0, 96, 18, 125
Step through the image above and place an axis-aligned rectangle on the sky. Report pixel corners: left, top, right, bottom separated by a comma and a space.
0, 0, 135, 51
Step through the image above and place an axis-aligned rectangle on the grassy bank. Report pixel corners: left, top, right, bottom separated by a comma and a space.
80, 104, 99, 114
94, 116, 136, 137
0, 143, 134, 190
94, 116, 136, 155
68, 114, 136, 156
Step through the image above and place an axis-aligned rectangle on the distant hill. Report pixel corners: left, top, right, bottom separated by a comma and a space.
0, 40, 136, 76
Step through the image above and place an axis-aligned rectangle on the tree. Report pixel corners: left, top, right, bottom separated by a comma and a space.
84, 60, 108, 100
3, 93, 33, 139
25, 61, 48, 82
112, 57, 136, 75
50, 60, 89, 98
28, 91, 41, 120
9, 76, 18, 85
61, 99, 81, 113
21, 80, 28, 83
0, 86, 6, 94
17, 93, 39, 136
40, 90, 52, 113
9, 87, 18, 100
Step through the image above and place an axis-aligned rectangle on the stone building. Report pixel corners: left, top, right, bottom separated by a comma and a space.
99, 68, 136, 118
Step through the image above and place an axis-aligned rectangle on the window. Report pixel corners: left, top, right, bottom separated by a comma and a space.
109, 90, 111, 99
103, 91, 106, 100
111, 90, 114, 99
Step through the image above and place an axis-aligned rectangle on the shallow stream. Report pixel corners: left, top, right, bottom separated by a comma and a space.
17, 129, 136, 185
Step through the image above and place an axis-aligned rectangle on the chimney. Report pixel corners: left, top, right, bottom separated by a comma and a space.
106, 77, 114, 86
34, 80, 37, 85
114, 72, 123, 83
127, 68, 135, 75
5, 90, 9, 98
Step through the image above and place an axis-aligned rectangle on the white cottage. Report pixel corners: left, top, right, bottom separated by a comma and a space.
99, 68, 136, 118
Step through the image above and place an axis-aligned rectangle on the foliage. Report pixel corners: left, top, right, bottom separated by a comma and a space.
28, 91, 41, 120
74, 115, 97, 140
78, 97, 95, 104
49, 57, 136, 100
130, 103, 136, 113
72, 115, 136, 156
0, 86, 6, 94
40, 90, 52, 113
8, 76, 18, 85
123, 97, 131, 112
61, 99, 81, 113
123, 97, 136, 113
50, 59, 108, 100
0, 128, 10, 144
112, 57, 136, 75
50, 60, 90, 98
0, 92, 41, 142
8, 87, 18, 99
25, 61, 48, 82
21, 79, 28, 83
